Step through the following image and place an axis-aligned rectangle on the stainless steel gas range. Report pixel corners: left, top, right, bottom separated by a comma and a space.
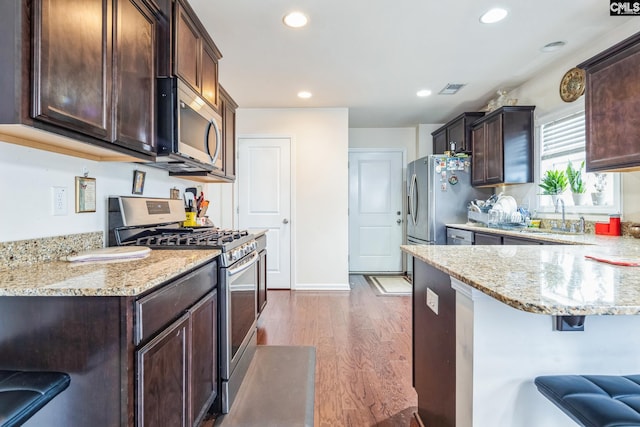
108, 196, 258, 414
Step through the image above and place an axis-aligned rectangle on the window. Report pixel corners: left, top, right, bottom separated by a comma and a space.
537, 107, 620, 214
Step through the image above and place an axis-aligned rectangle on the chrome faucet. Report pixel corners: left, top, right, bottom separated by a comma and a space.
555, 198, 566, 229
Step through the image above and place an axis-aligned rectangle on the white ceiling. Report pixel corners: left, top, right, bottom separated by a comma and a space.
188, 0, 632, 128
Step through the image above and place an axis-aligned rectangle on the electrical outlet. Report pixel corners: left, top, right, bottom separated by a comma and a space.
426, 288, 439, 315
53, 187, 68, 216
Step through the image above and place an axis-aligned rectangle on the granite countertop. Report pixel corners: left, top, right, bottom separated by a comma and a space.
446, 223, 610, 245
0, 249, 220, 297
402, 236, 640, 316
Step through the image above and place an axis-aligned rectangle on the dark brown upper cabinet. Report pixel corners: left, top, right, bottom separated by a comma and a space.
0, 0, 158, 161
578, 31, 640, 172
471, 106, 534, 187
432, 112, 485, 154
32, 0, 112, 140
114, 0, 158, 154
220, 85, 238, 180
174, 0, 221, 111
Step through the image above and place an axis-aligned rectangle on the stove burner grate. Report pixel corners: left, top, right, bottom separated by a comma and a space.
133, 228, 249, 247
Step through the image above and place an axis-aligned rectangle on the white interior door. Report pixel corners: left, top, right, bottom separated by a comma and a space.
238, 137, 291, 289
349, 150, 404, 273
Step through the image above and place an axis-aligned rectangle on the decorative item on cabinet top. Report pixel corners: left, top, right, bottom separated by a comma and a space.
481, 89, 518, 112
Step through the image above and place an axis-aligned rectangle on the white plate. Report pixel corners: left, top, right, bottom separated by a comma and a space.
496, 195, 517, 214
65, 246, 151, 262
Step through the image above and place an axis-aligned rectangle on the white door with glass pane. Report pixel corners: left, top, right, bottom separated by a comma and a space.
238, 137, 291, 289
349, 150, 404, 273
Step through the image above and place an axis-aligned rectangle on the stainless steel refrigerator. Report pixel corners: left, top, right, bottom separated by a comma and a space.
406, 155, 492, 244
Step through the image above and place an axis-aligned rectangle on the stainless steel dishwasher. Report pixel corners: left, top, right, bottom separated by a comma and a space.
446, 228, 474, 245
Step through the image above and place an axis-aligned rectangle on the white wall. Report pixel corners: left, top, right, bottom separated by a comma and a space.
0, 140, 217, 243
232, 108, 350, 290
348, 127, 416, 161
417, 124, 443, 158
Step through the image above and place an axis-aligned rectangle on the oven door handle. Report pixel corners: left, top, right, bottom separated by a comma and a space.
227, 251, 259, 277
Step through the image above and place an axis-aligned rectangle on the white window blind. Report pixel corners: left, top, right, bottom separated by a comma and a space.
540, 111, 585, 160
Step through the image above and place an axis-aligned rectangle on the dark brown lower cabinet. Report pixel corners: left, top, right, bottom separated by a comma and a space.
0, 261, 218, 427
474, 232, 502, 245
189, 290, 217, 426
257, 251, 267, 317
138, 314, 190, 427
137, 289, 217, 427
413, 258, 456, 427
256, 234, 268, 317
502, 236, 543, 245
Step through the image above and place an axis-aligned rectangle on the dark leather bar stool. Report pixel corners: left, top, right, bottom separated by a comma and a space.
535, 374, 640, 426
0, 370, 70, 427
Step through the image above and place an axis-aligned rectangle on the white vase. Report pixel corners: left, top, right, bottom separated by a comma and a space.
591, 192, 606, 206
572, 193, 587, 206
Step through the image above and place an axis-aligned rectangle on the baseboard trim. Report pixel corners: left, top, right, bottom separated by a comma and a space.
293, 283, 351, 291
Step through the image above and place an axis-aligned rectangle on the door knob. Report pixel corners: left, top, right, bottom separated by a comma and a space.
283, 218, 289, 224
397, 219, 402, 224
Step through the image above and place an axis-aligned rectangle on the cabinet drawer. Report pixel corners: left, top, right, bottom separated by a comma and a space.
135, 260, 217, 344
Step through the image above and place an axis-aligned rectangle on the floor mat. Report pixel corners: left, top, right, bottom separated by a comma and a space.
215, 345, 315, 427
366, 275, 412, 296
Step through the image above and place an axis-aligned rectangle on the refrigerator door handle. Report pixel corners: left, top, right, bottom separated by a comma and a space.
410, 173, 418, 226
408, 175, 414, 219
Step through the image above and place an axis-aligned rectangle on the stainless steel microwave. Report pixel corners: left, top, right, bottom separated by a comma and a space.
156, 77, 223, 172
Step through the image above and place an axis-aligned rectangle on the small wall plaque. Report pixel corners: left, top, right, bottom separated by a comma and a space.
75, 176, 96, 213
132, 170, 146, 195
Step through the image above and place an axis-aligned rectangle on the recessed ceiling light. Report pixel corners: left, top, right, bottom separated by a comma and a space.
283, 11, 308, 28
416, 89, 432, 97
540, 41, 566, 52
480, 7, 508, 24
297, 91, 312, 99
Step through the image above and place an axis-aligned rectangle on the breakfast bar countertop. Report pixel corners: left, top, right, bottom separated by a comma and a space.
402, 237, 640, 316
0, 249, 221, 297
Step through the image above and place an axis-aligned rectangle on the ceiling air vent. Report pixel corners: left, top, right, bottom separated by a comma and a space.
439, 83, 466, 95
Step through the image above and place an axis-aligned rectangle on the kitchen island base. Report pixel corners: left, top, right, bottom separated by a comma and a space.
453, 278, 640, 427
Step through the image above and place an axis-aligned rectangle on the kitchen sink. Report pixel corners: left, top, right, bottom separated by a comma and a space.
519, 228, 583, 236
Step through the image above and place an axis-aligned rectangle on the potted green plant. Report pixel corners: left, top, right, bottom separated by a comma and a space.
566, 161, 586, 205
539, 169, 568, 208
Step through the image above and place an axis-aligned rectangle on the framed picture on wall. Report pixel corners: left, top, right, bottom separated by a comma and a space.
132, 170, 146, 195
75, 176, 96, 213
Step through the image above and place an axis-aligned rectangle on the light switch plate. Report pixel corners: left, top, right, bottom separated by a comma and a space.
426, 288, 439, 315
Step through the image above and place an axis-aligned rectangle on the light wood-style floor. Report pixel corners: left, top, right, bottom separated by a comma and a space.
256, 275, 418, 427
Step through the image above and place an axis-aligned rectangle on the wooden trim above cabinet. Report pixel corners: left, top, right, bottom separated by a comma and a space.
0, 124, 147, 162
